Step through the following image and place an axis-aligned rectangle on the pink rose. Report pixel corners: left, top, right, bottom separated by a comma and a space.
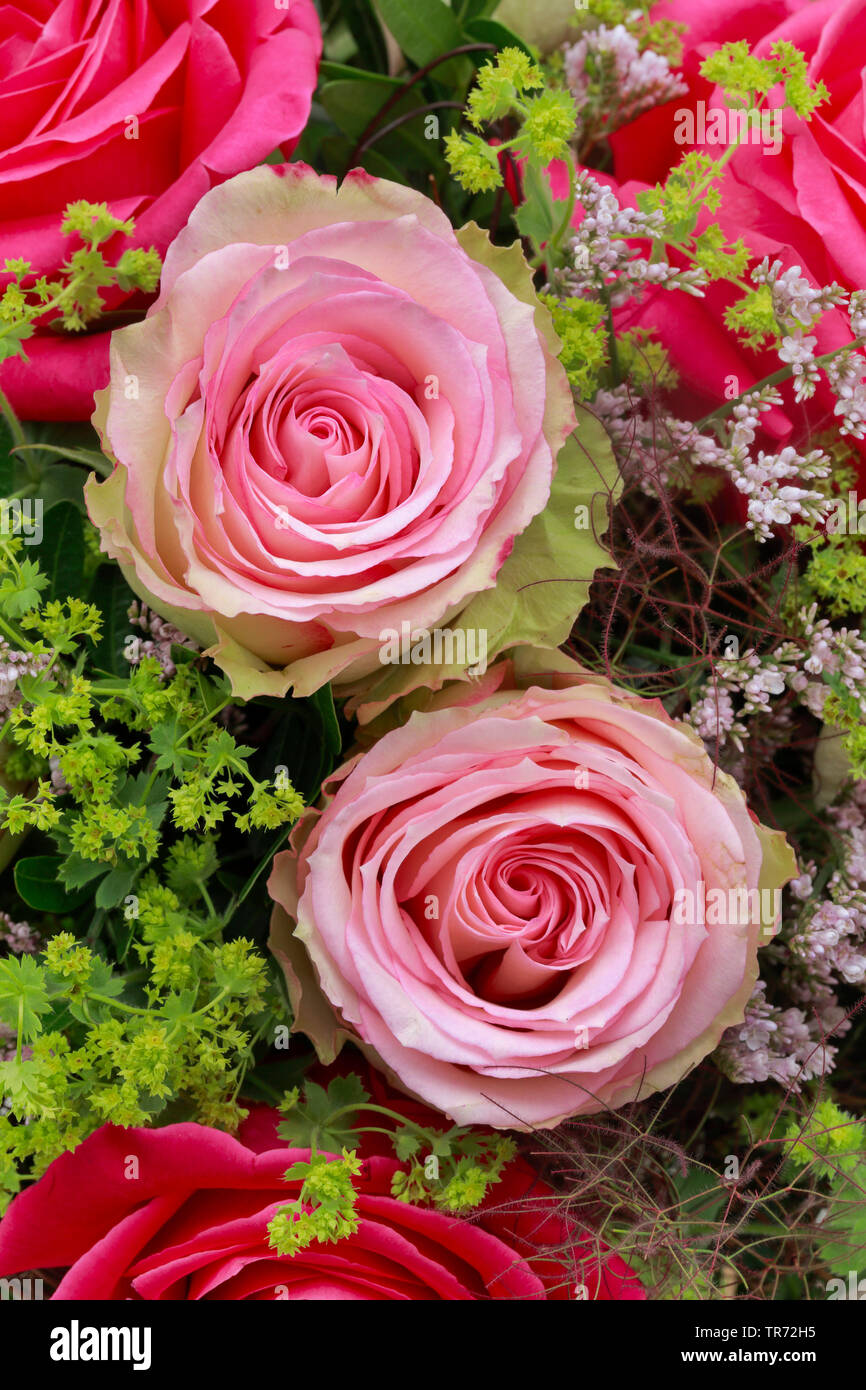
268, 650, 796, 1130
0, 1107, 644, 1299
0, 0, 321, 421
86, 163, 575, 700
596, 0, 866, 473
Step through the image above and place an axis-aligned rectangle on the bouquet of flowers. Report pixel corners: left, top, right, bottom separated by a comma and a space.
0, 0, 863, 1316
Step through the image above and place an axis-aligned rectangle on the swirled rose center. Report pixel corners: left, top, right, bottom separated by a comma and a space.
224, 339, 428, 534
397, 771, 683, 1011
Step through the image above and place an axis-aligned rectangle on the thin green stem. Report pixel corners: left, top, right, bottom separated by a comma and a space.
89, 991, 152, 1017
247, 1073, 284, 1103
175, 699, 233, 750
225, 819, 296, 917
548, 150, 578, 266
0, 611, 28, 648
603, 286, 622, 385
197, 879, 217, 921
0, 389, 27, 452
696, 340, 862, 430
311, 1102, 434, 1151
188, 985, 231, 1020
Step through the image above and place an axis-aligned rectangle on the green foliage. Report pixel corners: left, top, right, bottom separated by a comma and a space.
447, 49, 576, 264
540, 293, 609, 397
372, 0, 463, 69
0, 527, 305, 879
692, 223, 750, 284
621, 42, 830, 360
450, 44, 576, 170
823, 678, 866, 781
724, 284, 779, 348
785, 1099, 865, 1180
700, 41, 830, 118
0, 926, 277, 1212
448, 35, 828, 408
616, 329, 679, 392
275, 1071, 516, 1230
294, 0, 529, 234
268, 1149, 364, 1256
520, 88, 578, 163
638, 152, 722, 241
0, 202, 161, 362
0, 401, 321, 1212
575, 1, 686, 65
805, 543, 866, 618
0, 954, 52, 1041
278, 1073, 372, 1153
443, 130, 502, 192
785, 1101, 866, 1277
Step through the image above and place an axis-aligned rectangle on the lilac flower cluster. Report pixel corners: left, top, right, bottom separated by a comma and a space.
572, 206, 863, 534
124, 602, 199, 679
789, 605, 866, 718
752, 258, 866, 429
848, 290, 866, 339
719, 786, 866, 1088
787, 788, 866, 989
825, 352, 866, 439
0, 641, 51, 716
718, 980, 840, 1086
551, 174, 706, 307
687, 387, 831, 540
688, 650, 795, 751
563, 23, 686, 144
753, 257, 848, 336
687, 604, 866, 750
593, 383, 833, 538
0, 910, 39, 955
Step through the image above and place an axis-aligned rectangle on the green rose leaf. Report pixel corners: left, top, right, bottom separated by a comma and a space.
277, 1074, 371, 1153
40, 500, 85, 604
372, 0, 463, 68
463, 17, 534, 60
14, 854, 92, 913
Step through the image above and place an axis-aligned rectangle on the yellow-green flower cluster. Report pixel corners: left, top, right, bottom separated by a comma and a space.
701, 41, 829, 119
0, 925, 275, 1211
446, 48, 575, 195
0, 201, 161, 360
268, 1151, 364, 1256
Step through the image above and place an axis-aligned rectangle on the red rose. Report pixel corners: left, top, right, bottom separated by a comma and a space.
599, 0, 866, 474
609, 1, 810, 190
0, 1108, 645, 1300
0, 0, 321, 421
